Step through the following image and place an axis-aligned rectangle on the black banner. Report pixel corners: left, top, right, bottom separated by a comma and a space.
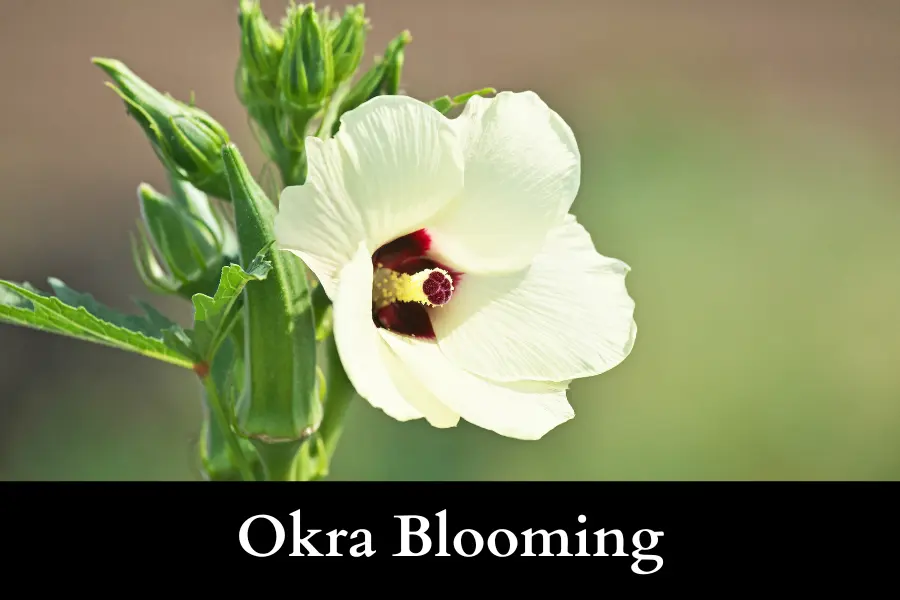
4, 482, 897, 581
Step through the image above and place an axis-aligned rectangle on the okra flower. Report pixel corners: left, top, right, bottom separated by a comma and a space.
275, 92, 637, 440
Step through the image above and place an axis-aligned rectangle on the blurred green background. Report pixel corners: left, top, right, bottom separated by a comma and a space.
2, 0, 899, 480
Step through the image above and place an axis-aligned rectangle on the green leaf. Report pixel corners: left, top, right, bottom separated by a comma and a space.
429, 96, 454, 114
452, 88, 495, 104
188, 243, 273, 361
0, 247, 272, 373
429, 87, 496, 115
0, 278, 195, 369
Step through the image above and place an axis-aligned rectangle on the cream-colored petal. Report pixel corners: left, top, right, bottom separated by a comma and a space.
275, 95, 464, 299
332, 243, 459, 428
381, 331, 574, 440
431, 214, 637, 383
425, 91, 581, 275
275, 135, 363, 299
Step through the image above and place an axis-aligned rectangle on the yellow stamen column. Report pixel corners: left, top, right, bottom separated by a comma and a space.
373, 265, 455, 310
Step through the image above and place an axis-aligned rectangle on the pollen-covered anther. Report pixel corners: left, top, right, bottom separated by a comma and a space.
373, 266, 454, 310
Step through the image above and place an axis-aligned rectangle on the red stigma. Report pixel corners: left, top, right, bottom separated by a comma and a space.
422, 271, 452, 305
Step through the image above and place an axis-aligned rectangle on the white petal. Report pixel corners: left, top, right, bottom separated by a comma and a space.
381, 331, 574, 440
332, 243, 460, 428
431, 214, 637, 383
275, 136, 363, 299
275, 95, 465, 299
425, 91, 581, 275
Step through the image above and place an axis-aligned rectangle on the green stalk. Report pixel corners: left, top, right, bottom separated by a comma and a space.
295, 333, 355, 480
318, 334, 355, 466
200, 373, 256, 481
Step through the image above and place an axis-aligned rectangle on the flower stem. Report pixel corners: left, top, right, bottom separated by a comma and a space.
319, 334, 354, 464
252, 439, 303, 481
294, 333, 355, 480
201, 374, 256, 481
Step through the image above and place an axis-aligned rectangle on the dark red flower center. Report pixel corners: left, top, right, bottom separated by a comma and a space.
371, 229, 462, 339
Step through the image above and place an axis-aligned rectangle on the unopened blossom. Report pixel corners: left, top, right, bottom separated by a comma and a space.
275, 92, 637, 440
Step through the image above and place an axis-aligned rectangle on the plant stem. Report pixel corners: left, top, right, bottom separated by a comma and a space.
294, 333, 355, 480
201, 374, 256, 481
319, 334, 354, 464
253, 439, 303, 481
312, 284, 332, 340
